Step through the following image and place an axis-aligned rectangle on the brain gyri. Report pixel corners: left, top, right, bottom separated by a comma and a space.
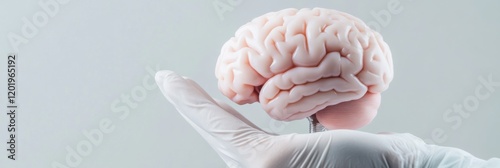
215, 8, 393, 129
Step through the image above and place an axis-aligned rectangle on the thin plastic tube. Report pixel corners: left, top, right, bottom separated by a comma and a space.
308, 114, 326, 133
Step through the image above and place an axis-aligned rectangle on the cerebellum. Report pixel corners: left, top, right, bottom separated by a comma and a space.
316, 93, 381, 130
215, 8, 393, 130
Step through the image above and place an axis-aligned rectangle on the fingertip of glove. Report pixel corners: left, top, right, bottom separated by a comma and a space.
155, 70, 187, 92
155, 70, 177, 85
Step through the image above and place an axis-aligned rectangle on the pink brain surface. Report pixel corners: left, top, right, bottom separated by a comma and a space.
215, 8, 393, 124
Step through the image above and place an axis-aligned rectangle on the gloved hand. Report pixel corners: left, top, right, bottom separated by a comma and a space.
155, 70, 500, 168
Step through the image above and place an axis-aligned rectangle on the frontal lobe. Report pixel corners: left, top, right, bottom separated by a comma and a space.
215, 8, 393, 123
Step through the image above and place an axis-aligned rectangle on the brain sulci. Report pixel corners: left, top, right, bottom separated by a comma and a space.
215, 8, 393, 122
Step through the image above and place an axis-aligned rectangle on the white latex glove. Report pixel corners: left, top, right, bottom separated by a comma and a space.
155, 70, 500, 168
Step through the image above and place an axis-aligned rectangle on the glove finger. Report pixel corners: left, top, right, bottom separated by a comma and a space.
155, 70, 270, 142
181, 76, 269, 134
212, 99, 270, 133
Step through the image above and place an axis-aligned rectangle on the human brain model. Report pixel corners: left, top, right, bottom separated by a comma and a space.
215, 8, 393, 130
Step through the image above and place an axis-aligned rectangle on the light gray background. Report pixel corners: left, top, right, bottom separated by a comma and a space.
0, 0, 499, 167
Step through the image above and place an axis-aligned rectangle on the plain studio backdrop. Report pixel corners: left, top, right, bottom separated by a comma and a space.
0, 0, 499, 167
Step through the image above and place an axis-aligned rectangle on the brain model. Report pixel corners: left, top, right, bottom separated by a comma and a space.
215, 8, 393, 130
